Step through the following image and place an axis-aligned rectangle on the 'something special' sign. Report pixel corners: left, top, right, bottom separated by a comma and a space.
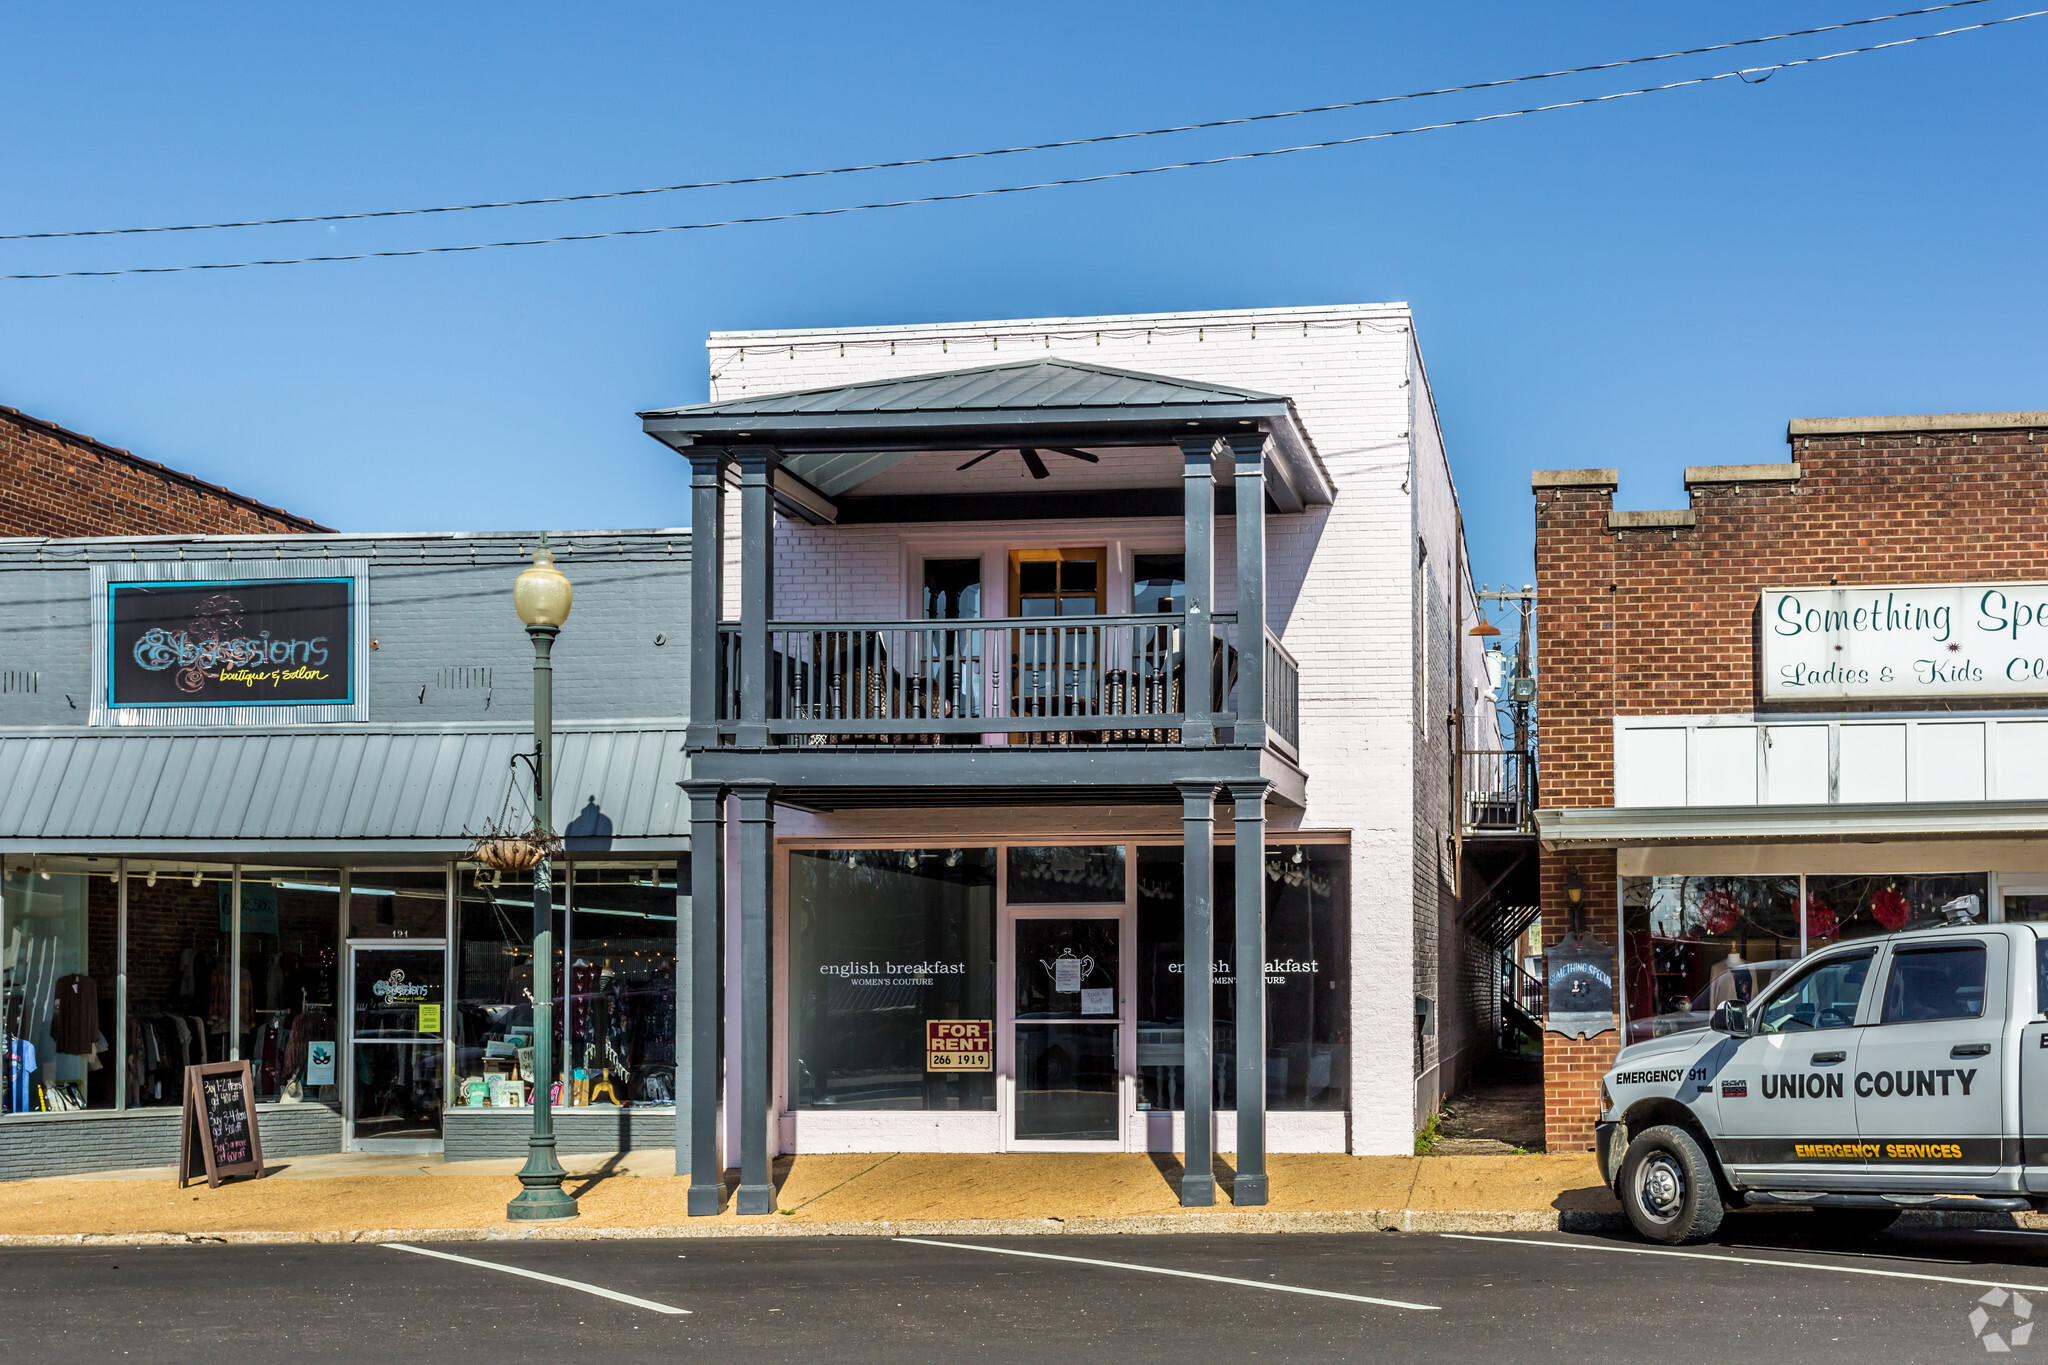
109, 578, 353, 709
1762, 584, 2048, 701
926, 1020, 992, 1072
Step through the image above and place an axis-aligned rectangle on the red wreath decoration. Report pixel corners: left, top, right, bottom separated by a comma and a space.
1804, 896, 1840, 944
1699, 887, 1741, 936
1870, 887, 1911, 932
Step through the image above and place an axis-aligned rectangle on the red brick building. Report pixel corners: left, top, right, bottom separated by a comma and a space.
1533, 410, 2048, 1150
1, 405, 326, 537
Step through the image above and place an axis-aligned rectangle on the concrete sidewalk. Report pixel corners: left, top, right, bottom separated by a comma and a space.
0, 1151, 1628, 1245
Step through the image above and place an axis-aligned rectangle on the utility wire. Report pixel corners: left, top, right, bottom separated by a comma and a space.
0, 1, 1990, 244
8, 7, 2040, 281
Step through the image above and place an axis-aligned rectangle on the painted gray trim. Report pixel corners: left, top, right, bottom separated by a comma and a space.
1230, 435, 1268, 751
1227, 780, 1270, 1204
89, 558, 371, 727
682, 781, 725, 1214
733, 782, 775, 1215
688, 454, 726, 751
1179, 782, 1216, 1207
443, 1107, 676, 1162
0, 1104, 341, 1181
736, 450, 777, 750
1180, 439, 1217, 748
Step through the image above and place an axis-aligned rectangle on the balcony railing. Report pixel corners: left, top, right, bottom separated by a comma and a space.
713, 615, 1300, 755
1461, 748, 1536, 833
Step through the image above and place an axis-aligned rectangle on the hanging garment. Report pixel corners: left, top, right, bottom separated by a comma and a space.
7, 1038, 35, 1112
51, 975, 99, 1056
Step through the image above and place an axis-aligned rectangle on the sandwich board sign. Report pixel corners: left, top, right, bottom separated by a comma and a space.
178, 1060, 267, 1189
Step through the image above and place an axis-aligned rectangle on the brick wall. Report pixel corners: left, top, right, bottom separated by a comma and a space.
0, 406, 325, 538
1531, 415, 2048, 1148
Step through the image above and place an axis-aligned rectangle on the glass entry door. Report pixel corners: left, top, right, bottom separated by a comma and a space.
1012, 915, 1122, 1144
347, 943, 447, 1150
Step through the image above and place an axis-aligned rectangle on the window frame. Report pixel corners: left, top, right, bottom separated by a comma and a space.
1748, 946, 1877, 1035
1875, 938, 1992, 1027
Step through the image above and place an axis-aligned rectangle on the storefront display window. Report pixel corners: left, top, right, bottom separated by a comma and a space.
1621, 876, 1799, 1045
453, 866, 561, 1109
790, 848, 997, 1111
1133, 843, 1350, 1113
2, 866, 105, 1113
235, 870, 341, 1104
1007, 846, 1124, 905
1810, 874, 1990, 943
564, 865, 679, 1107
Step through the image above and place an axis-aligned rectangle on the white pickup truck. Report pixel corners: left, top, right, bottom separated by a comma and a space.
1596, 918, 2048, 1243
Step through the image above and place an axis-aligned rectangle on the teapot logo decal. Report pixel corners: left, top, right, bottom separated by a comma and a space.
1041, 948, 1095, 993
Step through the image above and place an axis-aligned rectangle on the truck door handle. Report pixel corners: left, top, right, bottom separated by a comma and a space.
1811, 1051, 1846, 1064
1952, 1043, 1992, 1058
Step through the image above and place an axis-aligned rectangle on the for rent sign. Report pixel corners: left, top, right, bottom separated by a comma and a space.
926, 1020, 992, 1072
1762, 584, 2048, 700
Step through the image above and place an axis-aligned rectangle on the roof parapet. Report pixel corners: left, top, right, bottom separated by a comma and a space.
1530, 468, 1618, 491
1607, 509, 1695, 530
1684, 463, 1801, 486
1788, 412, 2048, 438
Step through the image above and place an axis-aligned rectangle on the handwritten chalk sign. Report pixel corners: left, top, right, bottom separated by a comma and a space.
179, 1060, 266, 1189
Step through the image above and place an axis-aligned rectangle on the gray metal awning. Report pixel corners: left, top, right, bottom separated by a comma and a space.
639, 358, 1332, 508
0, 722, 689, 856
1538, 800, 2048, 848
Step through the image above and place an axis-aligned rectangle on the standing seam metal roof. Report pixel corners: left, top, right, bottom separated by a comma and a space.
0, 723, 688, 848
639, 358, 1287, 419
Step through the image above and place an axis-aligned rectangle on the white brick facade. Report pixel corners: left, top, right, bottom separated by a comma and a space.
709, 304, 1485, 1154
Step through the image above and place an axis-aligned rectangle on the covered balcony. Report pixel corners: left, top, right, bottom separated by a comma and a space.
642, 357, 1330, 808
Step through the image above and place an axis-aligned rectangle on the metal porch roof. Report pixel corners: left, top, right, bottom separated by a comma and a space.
639, 358, 1331, 506
0, 722, 689, 854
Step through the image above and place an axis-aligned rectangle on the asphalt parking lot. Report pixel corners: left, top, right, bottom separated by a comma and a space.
8, 1219, 2048, 1362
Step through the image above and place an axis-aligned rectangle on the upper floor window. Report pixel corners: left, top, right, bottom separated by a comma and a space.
1010, 549, 1104, 618
1132, 555, 1185, 615
922, 559, 982, 620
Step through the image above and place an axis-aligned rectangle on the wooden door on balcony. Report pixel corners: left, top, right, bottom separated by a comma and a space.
1009, 548, 1106, 740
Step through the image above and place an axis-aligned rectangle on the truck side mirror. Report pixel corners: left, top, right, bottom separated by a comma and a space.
1711, 1001, 1751, 1037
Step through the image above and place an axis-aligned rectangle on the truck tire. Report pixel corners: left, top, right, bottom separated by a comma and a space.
1809, 1207, 1900, 1239
1619, 1124, 1726, 1245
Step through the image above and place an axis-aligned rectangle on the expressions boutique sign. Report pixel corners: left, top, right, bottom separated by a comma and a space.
91, 561, 370, 725
1762, 583, 2048, 701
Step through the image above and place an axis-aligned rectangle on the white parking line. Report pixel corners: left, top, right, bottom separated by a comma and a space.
382, 1242, 690, 1315
894, 1237, 1440, 1311
1441, 1233, 2048, 1295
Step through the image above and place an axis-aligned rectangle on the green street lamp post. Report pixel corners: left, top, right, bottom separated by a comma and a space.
507, 539, 580, 1222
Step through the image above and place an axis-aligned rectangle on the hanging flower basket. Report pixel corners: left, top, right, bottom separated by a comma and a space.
1871, 887, 1911, 932
465, 822, 562, 874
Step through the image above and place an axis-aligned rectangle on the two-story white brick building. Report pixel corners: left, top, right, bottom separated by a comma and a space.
641, 304, 1494, 1213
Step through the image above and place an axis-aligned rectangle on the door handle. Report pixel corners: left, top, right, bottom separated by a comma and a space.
1811, 1051, 1846, 1065
1952, 1043, 1992, 1058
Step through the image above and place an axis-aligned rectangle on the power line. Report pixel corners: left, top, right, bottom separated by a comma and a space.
8, 7, 2041, 281
0, 1, 1991, 244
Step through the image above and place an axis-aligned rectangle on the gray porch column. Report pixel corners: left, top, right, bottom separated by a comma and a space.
732, 779, 776, 1214
1179, 780, 1217, 1207
681, 779, 726, 1214
1227, 435, 1268, 750
686, 450, 729, 751
735, 447, 780, 749
1228, 779, 1271, 1205
1178, 438, 1219, 746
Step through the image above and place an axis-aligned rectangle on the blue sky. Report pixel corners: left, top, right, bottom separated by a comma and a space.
2, 2, 2043, 591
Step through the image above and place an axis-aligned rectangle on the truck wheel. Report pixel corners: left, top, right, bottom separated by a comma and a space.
1619, 1125, 1726, 1245
1810, 1207, 1900, 1239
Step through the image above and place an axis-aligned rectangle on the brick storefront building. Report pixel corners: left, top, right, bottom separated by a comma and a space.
1533, 410, 2048, 1150
1, 405, 326, 537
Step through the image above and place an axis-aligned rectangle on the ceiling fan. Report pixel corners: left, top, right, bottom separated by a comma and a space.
955, 446, 1100, 480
